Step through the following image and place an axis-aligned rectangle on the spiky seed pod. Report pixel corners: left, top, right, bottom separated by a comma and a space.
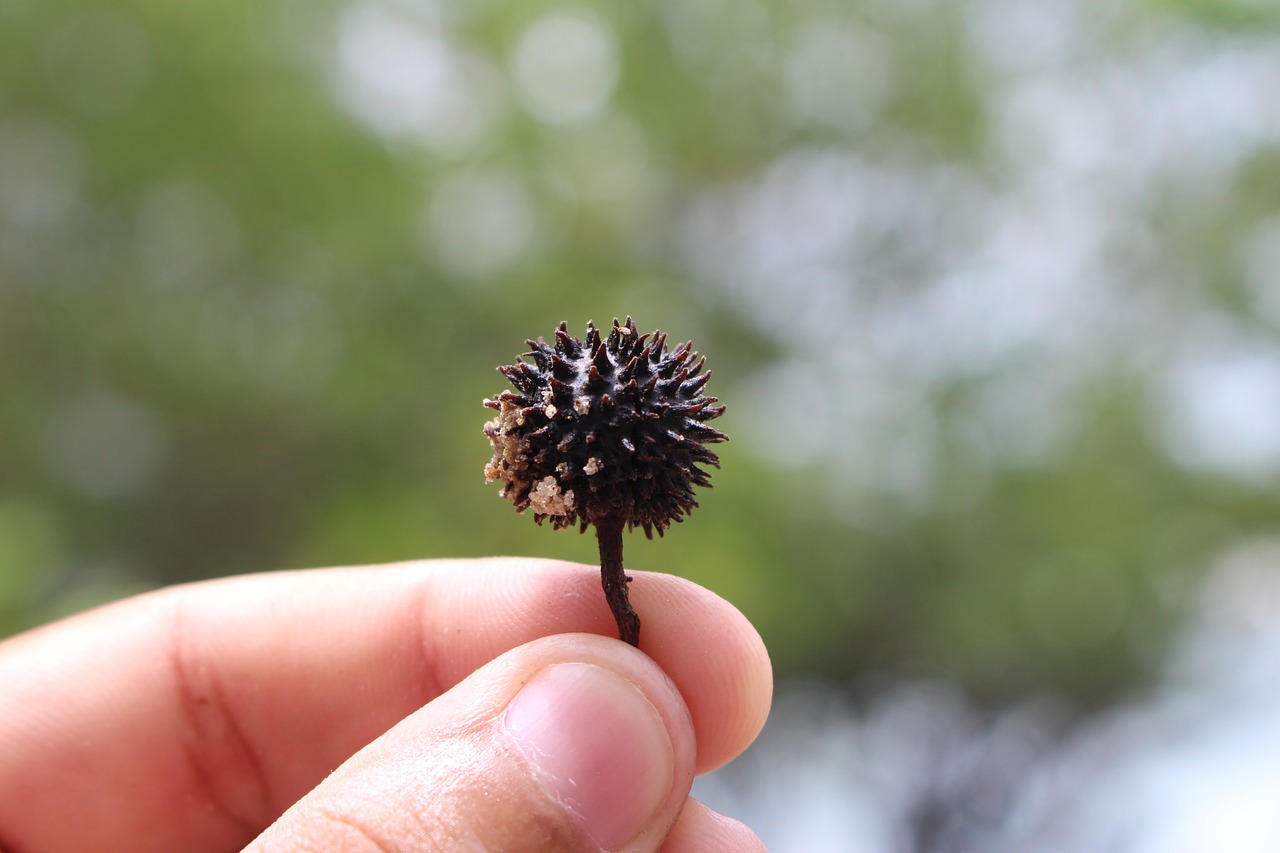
483, 317, 728, 646
483, 317, 727, 536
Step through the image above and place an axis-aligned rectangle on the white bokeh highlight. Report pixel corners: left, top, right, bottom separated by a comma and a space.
510, 10, 619, 126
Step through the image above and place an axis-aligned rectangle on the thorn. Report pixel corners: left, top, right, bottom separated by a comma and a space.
593, 343, 613, 374
555, 326, 574, 355
681, 372, 710, 395
552, 355, 574, 379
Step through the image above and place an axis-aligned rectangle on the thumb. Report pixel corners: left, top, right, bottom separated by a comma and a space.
246, 633, 695, 853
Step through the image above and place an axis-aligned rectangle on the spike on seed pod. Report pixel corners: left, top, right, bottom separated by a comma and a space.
482, 317, 728, 647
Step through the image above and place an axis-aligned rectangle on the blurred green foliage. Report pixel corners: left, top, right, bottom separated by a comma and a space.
4, 0, 1280, 708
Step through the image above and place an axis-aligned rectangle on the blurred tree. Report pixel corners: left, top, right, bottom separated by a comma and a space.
3, 0, 1280, 709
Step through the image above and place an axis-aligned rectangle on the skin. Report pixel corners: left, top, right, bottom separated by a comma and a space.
0, 558, 772, 852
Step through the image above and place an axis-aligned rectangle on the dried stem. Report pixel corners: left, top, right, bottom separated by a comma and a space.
595, 516, 640, 647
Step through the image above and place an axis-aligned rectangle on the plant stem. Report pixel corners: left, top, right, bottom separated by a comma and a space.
595, 516, 640, 647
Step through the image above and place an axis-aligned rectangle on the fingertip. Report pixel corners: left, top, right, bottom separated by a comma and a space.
503, 660, 675, 850
414, 558, 773, 773
661, 798, 768, 853
249, 632, 701, 853
630, 571, 774, 773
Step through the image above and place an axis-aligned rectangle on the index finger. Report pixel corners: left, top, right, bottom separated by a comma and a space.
0, 559, 772, 853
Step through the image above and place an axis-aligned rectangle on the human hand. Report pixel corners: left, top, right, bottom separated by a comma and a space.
0, 559, 771, 852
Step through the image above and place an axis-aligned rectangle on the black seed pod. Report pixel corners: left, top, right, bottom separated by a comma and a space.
483, 317, 727, 646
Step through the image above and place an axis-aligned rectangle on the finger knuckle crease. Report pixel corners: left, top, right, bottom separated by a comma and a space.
166, 601, 271, 842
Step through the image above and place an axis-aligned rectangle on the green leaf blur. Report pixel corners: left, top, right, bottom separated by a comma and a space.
4, 0, 1280, 708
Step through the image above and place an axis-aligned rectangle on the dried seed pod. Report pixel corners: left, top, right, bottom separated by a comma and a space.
483, 317, 727, 646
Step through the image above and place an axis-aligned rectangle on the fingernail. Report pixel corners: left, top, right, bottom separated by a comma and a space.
504, 662, 674, 850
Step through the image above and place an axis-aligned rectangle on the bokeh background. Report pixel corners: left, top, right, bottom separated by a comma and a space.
5, 0, 1280, 849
